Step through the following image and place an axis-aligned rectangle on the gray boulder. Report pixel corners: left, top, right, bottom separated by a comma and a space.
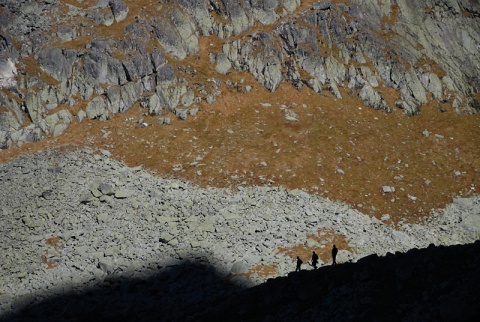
240, 33, 284, 92
24, 92, 42, 122
395, 100, 420, 116
359, 84, 390, 112
106, 86, 121, 114
0, 58, 17, 88
151, 48, 166, 72
421, 73, 443, 101
0, 104, 23, 131
302, 56, 327, 85
86, 96, 109, 120
123, 53, 153, 81
120, 81, 142, 113
83, 50, 127, 85
38, 47, 75, 81
99, 183, 115, 195
215, 54, 232, 75
153, 8, 199, 60
109, 0, 129, 22
313, 1, 332, 10
148, 94, 162, 115
52, 123, 68, 137
325, 55, 346, 84
177, 0, 215, 35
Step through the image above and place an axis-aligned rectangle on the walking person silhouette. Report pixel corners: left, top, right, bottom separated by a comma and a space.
295, 256, 303, 272
332, 245, 338, 265
311, 251, 319, 269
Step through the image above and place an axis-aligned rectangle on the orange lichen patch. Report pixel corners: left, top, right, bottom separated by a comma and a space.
41, 236, 63, 269
46, 236, 64, 253
278, 229, 353, 265
232, 264, 279, 280
41, 255, 58, 269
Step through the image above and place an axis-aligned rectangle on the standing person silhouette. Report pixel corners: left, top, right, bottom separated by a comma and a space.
311, 251, 319, 269
332, 245, 338, 265
295, 256, 303, 272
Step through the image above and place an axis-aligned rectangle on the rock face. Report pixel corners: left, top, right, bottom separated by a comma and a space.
0, 0, 479, 148
0, 149, 479, 320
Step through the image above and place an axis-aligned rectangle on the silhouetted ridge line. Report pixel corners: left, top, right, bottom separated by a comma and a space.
3, 242, 479, 321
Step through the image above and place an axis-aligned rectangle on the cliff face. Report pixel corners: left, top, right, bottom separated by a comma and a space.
0, 0, 479, 148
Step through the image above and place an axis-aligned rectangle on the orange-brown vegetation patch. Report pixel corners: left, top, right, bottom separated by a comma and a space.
1, 79, 479, 226
278, 228, 352, 266
40, 236, 64, 269
232, 264, 279, 281
46, 236, 64, 252
19, 55, 60, 87
41, 255, 58, 269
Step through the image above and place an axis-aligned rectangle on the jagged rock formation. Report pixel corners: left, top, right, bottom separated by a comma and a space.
0, 0, 479, 148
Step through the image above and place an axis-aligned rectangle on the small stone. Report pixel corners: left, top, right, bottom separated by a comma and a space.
96, 213, 109, 223
230, 261, 247, 274
91, 188, 102, 198
99, 183, 115, 195
114, 190, 132, 199
383, 186, 395, 193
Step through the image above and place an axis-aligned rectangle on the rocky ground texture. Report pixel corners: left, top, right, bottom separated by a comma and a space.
1, 0, 479, 148
0, 149, 479, 320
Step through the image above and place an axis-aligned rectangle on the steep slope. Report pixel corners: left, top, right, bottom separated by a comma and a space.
0, 0, 479, 220
0, 149, 479, 320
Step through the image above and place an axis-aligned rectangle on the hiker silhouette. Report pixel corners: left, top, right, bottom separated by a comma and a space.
332, 245, 338, 265
311, 251, 319, 269
295, 256, 303, 272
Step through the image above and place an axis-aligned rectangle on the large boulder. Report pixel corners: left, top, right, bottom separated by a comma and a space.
359, 84, 390, 112
109, 0, 129, 22
86, 96, 109, 120
38, 47, 75, 81
0, 58, 17, 88
83, 50, 127, 85
152, 7, 199, 60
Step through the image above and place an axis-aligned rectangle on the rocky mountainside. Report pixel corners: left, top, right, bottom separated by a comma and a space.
0, 0, 479, 148
0, 149, 479, 321
1, 0, 480, 320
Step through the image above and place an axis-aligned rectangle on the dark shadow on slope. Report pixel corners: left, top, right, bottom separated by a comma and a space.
3, 242, 480, 322
199, 241, 480, 322
1, 259, 243, 322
